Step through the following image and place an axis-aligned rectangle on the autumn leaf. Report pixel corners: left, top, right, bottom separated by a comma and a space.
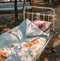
53, 35, 60, 47
44, 58, 49, 61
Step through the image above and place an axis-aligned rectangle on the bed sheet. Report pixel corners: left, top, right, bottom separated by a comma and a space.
0, 20, 51, 61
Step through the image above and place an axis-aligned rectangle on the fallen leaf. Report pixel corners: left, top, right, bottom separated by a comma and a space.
44, 58, 49, 61
1, 28, 11, 33
53, 35, 60, 47
10, 20, 16, 24
55, 32, 59, 34
57, 35, 60, 39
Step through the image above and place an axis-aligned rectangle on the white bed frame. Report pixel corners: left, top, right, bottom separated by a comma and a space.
23, 6, 56, 31
23, 6, 56, 61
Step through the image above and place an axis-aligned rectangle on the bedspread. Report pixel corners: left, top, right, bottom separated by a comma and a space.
0, 20, 50, 61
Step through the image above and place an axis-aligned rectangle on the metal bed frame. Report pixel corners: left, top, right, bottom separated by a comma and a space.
23, 6, 56, 31
23, 6, 56, 61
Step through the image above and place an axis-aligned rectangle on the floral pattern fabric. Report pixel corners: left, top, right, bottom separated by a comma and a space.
0, 20, 50, 61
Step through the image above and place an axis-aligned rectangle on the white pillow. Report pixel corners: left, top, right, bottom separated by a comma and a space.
33, 20, 52, 32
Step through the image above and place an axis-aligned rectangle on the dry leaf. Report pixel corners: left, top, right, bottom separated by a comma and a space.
1, 28, 11, 33
57, 35, 60, 39
44, 58, 49, 61
55, 32, 59, 34
53, 35, 60, 47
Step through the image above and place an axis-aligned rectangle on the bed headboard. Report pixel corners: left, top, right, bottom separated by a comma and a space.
23, 6, 56, 31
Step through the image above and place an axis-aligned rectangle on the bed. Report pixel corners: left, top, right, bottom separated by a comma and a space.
0, 6, 56, 61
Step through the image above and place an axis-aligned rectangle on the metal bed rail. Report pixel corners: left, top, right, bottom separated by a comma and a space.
23, 6, 56, 31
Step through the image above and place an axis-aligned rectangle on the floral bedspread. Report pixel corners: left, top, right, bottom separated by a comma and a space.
0, 20, 50, 61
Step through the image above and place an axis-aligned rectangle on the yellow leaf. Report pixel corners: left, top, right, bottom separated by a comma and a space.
44, 58, 49, 61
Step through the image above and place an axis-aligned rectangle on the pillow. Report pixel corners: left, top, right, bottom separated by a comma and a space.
33, 20, 52, 32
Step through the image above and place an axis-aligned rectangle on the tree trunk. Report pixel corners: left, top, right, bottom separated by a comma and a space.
14, 0, 18, 21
